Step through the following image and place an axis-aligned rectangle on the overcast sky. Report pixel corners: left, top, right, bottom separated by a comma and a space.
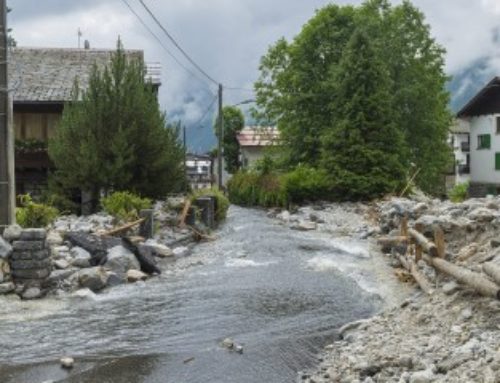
8, 0, 500, 149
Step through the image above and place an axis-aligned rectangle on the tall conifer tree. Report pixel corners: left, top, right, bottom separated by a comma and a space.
321, 30, 407, 200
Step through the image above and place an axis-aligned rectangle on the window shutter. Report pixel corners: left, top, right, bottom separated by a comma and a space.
496, 153, 500, 170
486, 134, 491, 149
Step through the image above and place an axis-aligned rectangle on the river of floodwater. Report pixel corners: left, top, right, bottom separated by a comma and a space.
0, 206, 390, 383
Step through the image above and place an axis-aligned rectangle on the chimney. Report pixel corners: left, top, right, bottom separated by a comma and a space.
84, 40, 90, 49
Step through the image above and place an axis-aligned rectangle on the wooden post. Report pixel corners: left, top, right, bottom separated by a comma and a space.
400, 216, 408, 238
434, 227, 446, 259
139, 209, 154, 239
414, 223, 423, 262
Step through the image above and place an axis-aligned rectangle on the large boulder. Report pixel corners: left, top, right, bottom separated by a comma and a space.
78, 267, 108, 292
64, 232, 121, 265
104, 245, 140, 274
0, 236, 12, 259
121, 237, 161, 275
70, 247, 92, 268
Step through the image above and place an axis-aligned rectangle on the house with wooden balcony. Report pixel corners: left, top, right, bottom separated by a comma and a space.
457, 76, 500, 196
9, 46, 161, 197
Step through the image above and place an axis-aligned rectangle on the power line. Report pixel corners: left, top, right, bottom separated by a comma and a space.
191, 94, 218, 129
138, 0, 219, 86
120, 0, 216, 95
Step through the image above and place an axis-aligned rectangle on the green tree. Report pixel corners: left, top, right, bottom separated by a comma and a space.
49, 39, 184, 211
215, 106, 244, 173
254, 0, 451, 195
321, 29, 407, 200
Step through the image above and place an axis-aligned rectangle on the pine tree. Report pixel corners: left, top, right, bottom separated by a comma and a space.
321, 29, 407, 200
215, 106, 244, 173
49, 39, 184, 210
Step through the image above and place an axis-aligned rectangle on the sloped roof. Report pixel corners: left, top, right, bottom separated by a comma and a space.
8, 47, 161, 103
457, 77, 500, 117
237, 126, 280, 147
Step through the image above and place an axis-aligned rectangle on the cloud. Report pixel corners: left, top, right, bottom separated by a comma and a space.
8, 0, 500, 150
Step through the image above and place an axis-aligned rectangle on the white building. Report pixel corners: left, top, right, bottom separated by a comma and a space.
457, 77, 500, 197
446, 119, 470, 190
236, 126, 280, 169
186, 154, 212, 191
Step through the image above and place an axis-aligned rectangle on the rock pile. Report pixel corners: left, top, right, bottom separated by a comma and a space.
302, 195, 500, 383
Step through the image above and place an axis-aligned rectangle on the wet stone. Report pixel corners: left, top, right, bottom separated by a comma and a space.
12, 240, 45, 251
10, 249, 50, 261
19, 229, 47, 241
12, 268, 50, 280
10, 258, 52, 270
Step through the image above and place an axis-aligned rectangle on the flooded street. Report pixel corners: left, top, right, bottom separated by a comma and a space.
0, 206, 385, 383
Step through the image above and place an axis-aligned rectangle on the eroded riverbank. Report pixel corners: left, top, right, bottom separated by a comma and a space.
0, 205, 394, 383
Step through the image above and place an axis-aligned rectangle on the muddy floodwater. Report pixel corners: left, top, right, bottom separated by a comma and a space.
0, 206, 386, 383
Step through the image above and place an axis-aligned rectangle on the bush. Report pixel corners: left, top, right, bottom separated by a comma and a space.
100, 191, 152, 221
448, 181, 469, 203
227, 171, 287, 208
282, 165, 332, 203
190, 188, 230, 223
16, 194, 59, 228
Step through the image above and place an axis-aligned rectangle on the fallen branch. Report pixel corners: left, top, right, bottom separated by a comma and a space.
423, 254, 500, 299
187, 225, 216, 241
398, 255, 434, 295
409, 228, 438, 257
483, 262, 500, 286
101, 218, 145, 237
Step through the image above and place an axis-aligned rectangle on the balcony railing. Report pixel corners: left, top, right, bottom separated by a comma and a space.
458, 164, 470, 175
461, 142, 470, 152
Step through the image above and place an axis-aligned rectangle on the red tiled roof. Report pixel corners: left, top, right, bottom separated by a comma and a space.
237, 126, 279, 147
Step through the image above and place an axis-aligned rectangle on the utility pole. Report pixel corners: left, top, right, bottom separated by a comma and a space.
0, 0, 13, 232
217, 83, 223, 189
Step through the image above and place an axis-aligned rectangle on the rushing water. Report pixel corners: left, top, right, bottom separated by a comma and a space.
0, 206, 383, 383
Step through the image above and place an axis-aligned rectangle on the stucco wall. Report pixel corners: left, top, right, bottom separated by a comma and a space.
470, 114, 500, 184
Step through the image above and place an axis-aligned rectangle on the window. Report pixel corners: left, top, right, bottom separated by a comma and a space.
496, 153, 500, 171
478, 134, 491, 150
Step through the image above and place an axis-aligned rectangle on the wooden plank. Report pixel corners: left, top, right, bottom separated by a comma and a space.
101, 218, 145, 237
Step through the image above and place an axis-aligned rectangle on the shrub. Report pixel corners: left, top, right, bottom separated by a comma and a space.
282, 165, 332, 203
100, 191, 152, 221
448, 181, 469, 203
190, 188, 230, 223
16, 194, 59, 228
227, 171, 287, 208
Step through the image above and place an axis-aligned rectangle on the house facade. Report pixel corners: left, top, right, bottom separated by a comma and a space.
445, 119, 470, 190
9, 46, 161, 196
457, 77, 500, 197
186, 153, 213, 190
236, 126, 280, 169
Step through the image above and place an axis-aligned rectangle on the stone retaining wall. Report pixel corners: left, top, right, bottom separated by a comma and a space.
3, 227, 51, 289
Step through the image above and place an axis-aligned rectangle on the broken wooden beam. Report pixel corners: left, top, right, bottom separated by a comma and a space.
377, 236, 409, 246
483, 262, 500, 287
408, 228, 438, 257
178, 199, 192, 227
101, 218, 145, 237
423, 254, 500, 299
398, 255, 434, 295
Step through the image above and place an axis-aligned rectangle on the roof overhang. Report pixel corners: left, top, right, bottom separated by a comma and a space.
457, 77, 500, 118
13, 100, 65, 113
